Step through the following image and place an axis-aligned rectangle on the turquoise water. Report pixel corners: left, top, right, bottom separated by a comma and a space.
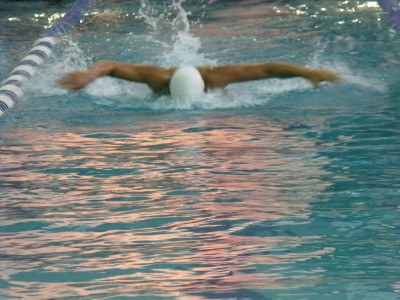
1, 1, 400, 299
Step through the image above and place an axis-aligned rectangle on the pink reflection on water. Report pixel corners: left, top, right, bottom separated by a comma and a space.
1, 115, 331, 298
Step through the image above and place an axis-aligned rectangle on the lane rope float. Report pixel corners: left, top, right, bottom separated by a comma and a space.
0, 0, 93, 117
377, 0, 400, 31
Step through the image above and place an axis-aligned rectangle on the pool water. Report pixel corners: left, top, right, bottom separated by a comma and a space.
1, 0, 400, 299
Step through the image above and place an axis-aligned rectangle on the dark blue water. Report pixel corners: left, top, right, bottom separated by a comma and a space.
1, 1, 400, 299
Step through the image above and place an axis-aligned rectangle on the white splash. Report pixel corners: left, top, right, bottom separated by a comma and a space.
139, 0, 214, 66
25, 39, 88, 97
330, 61, 387, 93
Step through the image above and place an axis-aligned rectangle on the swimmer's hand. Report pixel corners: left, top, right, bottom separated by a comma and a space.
307, 69, 342, 88
58, 71, 96, 91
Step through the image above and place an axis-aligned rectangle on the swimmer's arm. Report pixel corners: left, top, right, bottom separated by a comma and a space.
59, 60, 174, 92
199, 62, 341, 89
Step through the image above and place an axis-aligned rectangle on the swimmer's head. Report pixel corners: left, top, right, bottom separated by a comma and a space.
169, 66, 205, 99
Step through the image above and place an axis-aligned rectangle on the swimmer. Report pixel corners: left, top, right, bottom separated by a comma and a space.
59, 60, 341, 98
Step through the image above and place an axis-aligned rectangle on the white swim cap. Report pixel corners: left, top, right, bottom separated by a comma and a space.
169, 66, 205, 98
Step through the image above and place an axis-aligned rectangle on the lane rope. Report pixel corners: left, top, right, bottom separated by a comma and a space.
0, 0, 92, 117
377, 0, 400, 31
